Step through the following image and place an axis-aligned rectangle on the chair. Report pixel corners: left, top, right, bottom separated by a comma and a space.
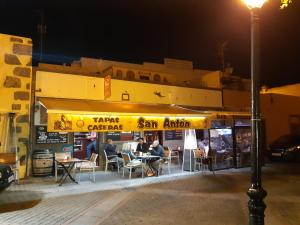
121, 153, 144, 179
54, 152, 72, 182
76, 153, 98, 182
161, 148, 172, 174
104, 150, 119, 173
165, 147, 180, 165
193, 149, 206, 172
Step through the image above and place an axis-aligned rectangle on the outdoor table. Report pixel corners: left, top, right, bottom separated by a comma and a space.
139, 155, 161, 176
55, 158, 88, 186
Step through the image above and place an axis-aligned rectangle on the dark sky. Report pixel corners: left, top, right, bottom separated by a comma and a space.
1, 0, 300, 87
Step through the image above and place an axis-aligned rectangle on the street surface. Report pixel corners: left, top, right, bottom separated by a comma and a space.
0, 163, 299, 225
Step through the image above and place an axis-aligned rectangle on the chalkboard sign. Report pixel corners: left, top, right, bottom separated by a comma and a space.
36, 126, 68, 144
165, 130, 183, 140
106, 132, 121, 141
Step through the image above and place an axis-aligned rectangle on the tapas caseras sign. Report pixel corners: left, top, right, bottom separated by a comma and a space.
47, 113, 207, 132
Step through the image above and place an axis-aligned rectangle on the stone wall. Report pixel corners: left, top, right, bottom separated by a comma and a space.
0, 33, 32, 179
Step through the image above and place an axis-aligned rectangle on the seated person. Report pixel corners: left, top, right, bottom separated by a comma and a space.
104, 139, 123, 169
148, 140, 164, 175
136, 137, 149, 154
150, 140, 164, 157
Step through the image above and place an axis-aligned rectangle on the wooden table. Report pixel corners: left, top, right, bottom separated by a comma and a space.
55, 158, 88, 186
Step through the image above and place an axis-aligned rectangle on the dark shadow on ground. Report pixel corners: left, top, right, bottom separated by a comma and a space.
0, 190, 43, 213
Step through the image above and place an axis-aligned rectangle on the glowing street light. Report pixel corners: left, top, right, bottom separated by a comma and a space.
242, 0, 268, 224
243, 0, 268, 9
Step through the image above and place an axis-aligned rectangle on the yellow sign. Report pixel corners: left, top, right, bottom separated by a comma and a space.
104, 75, 111, 99
47, 113, 207, 132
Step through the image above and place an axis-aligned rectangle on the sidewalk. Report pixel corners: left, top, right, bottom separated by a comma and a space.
1, 164, 214, 203
1, 163, 299, 225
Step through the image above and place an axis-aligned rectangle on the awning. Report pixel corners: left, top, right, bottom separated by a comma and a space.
38, 97, 209, 132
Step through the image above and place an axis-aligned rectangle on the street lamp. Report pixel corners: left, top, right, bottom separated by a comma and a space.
242, 0, 268, 225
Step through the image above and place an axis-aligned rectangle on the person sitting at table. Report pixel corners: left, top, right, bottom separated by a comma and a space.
151, 140, 164, 157
136, 137, 149, 154
104, 139, 123, 170
148, 140, 164, 175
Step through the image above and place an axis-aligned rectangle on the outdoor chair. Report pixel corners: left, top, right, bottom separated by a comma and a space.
161, 148, 172, 174
193, 149, 206, 172
76, 153, 98, 183
104, 150, 120, 173
121, 153, 144, 179
168, 147, 181, 165
54, 152, 72, 182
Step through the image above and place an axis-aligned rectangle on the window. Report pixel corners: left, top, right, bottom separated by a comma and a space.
116, 70, 123, 79
126, 71, 135, 80
153, 74, 161, 82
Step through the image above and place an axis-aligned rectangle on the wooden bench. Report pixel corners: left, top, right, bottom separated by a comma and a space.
0, 153, 19, 182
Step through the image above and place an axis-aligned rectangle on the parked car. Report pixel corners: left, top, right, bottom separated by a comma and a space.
269, 134, 300, 161
0, 164, 14, 192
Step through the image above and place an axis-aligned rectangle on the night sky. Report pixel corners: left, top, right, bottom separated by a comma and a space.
1, 0, 300, 87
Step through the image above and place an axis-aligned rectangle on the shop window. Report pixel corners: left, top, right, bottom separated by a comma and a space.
209, 128, 234, 170
126, 70, 135, 80
116, 70, 123, 79
153, 74, 161, 82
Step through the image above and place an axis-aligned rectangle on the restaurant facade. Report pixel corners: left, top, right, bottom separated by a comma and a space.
31, 60, 252, 175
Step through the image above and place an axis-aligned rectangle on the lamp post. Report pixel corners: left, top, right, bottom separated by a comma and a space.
242, 0, 268, 224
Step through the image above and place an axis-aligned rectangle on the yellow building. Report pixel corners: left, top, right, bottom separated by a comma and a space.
33, 58, 254, 171
0, 32, 256, 176
0, 33, 32, 179
261, 85, 300, 145
223, 83, 300, 147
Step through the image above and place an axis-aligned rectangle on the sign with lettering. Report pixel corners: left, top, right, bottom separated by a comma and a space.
47, 113, 207, 132
36, 125, 68, 144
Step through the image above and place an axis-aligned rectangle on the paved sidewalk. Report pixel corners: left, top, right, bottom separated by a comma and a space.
1, 165, 199, 203
1, 163, 299, 225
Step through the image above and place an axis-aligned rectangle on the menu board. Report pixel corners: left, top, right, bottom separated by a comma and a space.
36, 126, 68, 144
106, 132, 134, 141
164, 130, 183, 140
106, 132, 121, 141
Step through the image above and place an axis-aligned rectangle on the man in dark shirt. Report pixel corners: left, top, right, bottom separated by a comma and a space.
136, 137, 149, 153
104, 139, 123, 169
151, 140, 164, 157
104, 139, 117, 156
149, 140, 164, 176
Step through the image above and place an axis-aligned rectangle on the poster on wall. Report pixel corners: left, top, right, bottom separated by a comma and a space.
36, 126, 68, 144
165, 130, 183, 140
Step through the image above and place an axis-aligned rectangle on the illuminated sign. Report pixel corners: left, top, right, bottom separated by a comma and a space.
104, 75, 111, 99
47, 114, 207, 132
